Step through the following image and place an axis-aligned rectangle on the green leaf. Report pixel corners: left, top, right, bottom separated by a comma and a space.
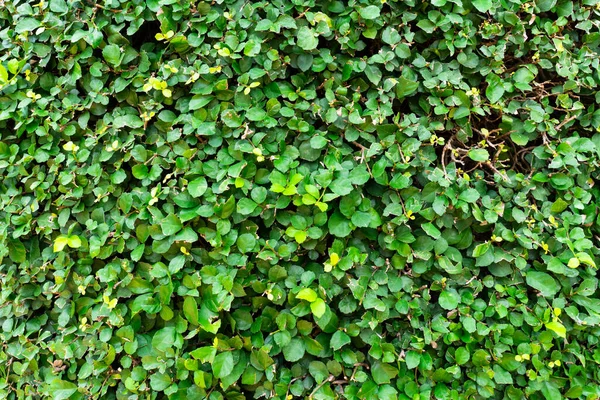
8, 239, 26, 263
514, 67, 535, 84
389, 173, 410, 189
371, 362, 398, 385
329, 178, 353, 196
244, 40, 261, 57
222, 354, 249, 388
67, 235, 81, 248
49, 380, 78, 400
297, 288, 318, 302
365, 65, 382, 85
221, 109, 243, 128
577, 278, 597, 296
237, 198, 258, 215
382, 27, 401, 45
297, 27, 318, 51
545, 321, 566, 338
417, 19, 436, 33
183, 297, 199, 325
310, 298, 326, 318
492, 365, 513, 385
511, 131, 530, 146
162, 214, 183, 236
246, 108, 267, 121
188, 177, 208, 197
132, 164, 149, 179
359, 5, 381, 20
150, 373, 172, 391
15, 18, 40, 33
213, 352, 234, 378
53, 236, 69, 252
550, 173, 573, 190
541, 381, 562, 400
438, 256, 462, 274
188, 95, 214, 110
439, 289, 461, 310
472, 0, 493, 12
455, 347, 470, 365
251, 187, 268, 204
459, 188, 480, 203
468, 148, 489, 162
405, 350, 420, 369
310, 135, 329, 149
576, 252, 596, 268
114, 114, 143, 128
486, 73, 505, 103
190, 346, 217, 363
330, 330, 351, 350
396, 77, 419, 98
49, 0, 68, 13
152, 327, 176, 352
526, 271, 560, 297
0, 64, 8, 84
453, 106, 470, 120
357, 381, 378, 398
565, 386, 584, 398
309, 361, 329, 384
550, 198, 569, 213
536, 0, 557, 12
512, 208, 526, 223
237, 233, 256, 253
4, 59, 19, 76
421, 222, 441, 239
351, 211, 372, 228
102, 44, 121, 66
283, 338, 305, 362
315, 201, 328, 212
328, 212, 352, 237
297, 54, 313, 72
472, 242, 490, 257
131, 145, 148, 162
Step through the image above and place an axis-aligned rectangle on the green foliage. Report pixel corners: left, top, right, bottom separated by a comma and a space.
1, 0, 600, 399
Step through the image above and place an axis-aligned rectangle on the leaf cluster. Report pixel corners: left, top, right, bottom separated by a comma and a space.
1, 0, 600, 399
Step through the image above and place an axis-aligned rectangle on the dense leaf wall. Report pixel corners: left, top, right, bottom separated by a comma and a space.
1, 0, 600, 399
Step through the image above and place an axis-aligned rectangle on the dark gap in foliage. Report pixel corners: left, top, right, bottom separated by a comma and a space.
91, 48, 105, 65
537, 11, 559, 21
315, 81, 326, 101
503, 52, 534, 73
411, 29, 438, 50
353, 38, 382, 58
315, 36, 341, 60
2, 118, 15, 138
536, 69, 561, 85
577, 93, 598, 107
391, 98, 413, 118
105, 94, 123, 113
130, 19, 161, 50
428, 289, 440, 304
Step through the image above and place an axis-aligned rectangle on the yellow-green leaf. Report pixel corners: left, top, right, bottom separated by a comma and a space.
310, 298, 326, 318
297, 288, 318, 302
545, 321, 566, 338
53, 236, 69, 252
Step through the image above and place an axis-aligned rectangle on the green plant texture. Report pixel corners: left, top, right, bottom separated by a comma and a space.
1, 0, 600, 399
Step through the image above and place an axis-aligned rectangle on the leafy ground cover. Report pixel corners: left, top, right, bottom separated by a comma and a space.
1, 0, 600, 399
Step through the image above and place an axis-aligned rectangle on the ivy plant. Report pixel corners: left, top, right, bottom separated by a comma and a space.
1, 0, 600, 399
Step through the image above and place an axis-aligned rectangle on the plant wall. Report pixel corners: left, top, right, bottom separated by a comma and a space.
1, 0, 600, 399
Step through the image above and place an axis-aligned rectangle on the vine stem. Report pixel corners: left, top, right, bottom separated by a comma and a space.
309, 375, 335, 399
555, 114, 578, 131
